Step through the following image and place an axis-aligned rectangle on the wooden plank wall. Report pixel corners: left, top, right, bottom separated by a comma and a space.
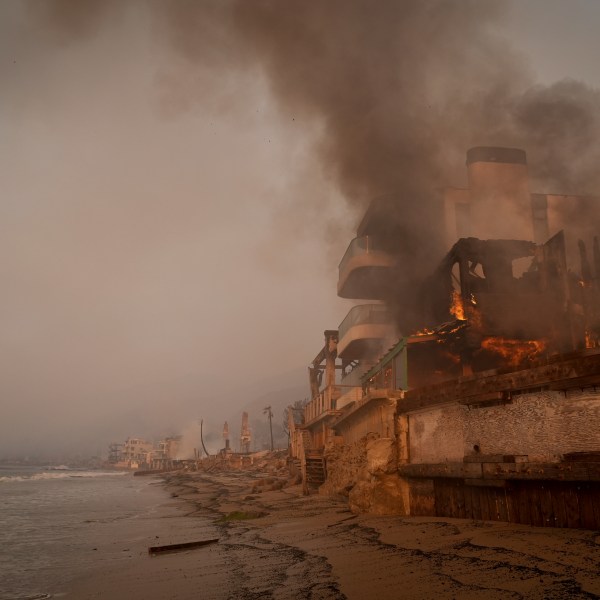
408, 479, 435, 516
433, 479, 600, 529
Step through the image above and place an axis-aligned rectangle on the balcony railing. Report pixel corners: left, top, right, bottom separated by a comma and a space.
338, 236, 378, 272
338, 236, 395, 299
336, 304, 395, 360
338, 304, 391, 342
304, 384, 360, 424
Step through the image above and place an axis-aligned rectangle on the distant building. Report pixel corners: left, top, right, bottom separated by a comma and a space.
149, 436, 182, 470
108, 435, 183, 470
111, 437, 153, 469
107, 442, 124, 465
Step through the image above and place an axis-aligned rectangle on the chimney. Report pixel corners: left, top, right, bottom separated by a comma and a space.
466, 147, 533, 241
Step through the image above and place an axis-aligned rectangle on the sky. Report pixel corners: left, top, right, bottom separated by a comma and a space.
2, 0, 600, 460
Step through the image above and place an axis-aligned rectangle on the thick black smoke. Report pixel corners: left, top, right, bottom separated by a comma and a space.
153, 1, 520, 270
151, 1, 600, 273
30, 0, 600, 330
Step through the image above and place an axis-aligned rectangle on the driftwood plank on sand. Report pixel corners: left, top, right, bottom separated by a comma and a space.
148, 538, 219, 555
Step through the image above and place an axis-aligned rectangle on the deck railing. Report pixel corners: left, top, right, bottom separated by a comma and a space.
304, 384, 360, 423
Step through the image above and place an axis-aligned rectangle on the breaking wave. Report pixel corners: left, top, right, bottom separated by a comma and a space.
0, 470, 129, 483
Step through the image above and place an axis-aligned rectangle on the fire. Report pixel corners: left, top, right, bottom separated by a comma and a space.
440, 349, 461, 364
585, 330, 599, 349
480, 337, 547, 367
414, 327, 435, 336
450, 290, 465, 320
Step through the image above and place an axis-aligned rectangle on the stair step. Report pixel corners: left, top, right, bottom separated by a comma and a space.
305, 457, 325, 487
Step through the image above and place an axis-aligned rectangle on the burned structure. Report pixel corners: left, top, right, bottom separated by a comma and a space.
240, 412, 251, 454
289, 146, 600, 528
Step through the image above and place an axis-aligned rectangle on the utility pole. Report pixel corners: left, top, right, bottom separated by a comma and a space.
264, 405, 274, 451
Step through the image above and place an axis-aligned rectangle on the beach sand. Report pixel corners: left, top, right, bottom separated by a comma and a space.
65, 470, 600, 599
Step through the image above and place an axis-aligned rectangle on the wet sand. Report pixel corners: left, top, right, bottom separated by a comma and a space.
66, 471, 600, 599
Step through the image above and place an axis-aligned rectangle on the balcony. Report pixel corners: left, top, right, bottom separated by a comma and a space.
337, 304, 395, 360
338, 236, 395, 299
304, 385, 346, 425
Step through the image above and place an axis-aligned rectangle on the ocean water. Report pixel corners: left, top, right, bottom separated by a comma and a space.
0, 465, 172, 600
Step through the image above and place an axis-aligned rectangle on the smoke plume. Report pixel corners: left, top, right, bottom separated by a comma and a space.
15, 1, 600, 394
30, 1, 600, 267
149, 1, 600, 293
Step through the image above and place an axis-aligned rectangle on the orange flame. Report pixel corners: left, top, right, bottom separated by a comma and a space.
450, 290, 465, 320
440, 349, 461, 365
585, 331, 598, 349
414, 327, 435, 336
480, 337, 547, 367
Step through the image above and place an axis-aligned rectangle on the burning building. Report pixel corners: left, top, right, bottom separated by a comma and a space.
290, 146, 600, 528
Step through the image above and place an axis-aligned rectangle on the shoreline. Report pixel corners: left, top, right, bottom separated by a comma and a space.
64, 469, 600, 599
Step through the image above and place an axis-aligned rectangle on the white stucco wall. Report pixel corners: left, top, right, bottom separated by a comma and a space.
408, 389, 600, 464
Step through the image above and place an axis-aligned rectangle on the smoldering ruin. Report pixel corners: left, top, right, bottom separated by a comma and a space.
250, 3, 600, 526
291, 142, 600, 530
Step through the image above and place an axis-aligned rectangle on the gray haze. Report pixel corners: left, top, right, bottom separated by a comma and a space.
2, 1, 600, 460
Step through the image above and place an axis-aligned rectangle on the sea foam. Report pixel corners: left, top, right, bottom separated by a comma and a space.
0, 470, 129, 483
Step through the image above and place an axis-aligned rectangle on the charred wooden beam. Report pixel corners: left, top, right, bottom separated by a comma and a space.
311, 330, 339, 367
458, 390, 509, 407
399, 461, 600, 482
563, 451, 600, 462
593, 236, 600, 281
463, 454, 529, 463
399, 349, 600, 413
579, 239, 593, 282
149, 538, 219, 555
